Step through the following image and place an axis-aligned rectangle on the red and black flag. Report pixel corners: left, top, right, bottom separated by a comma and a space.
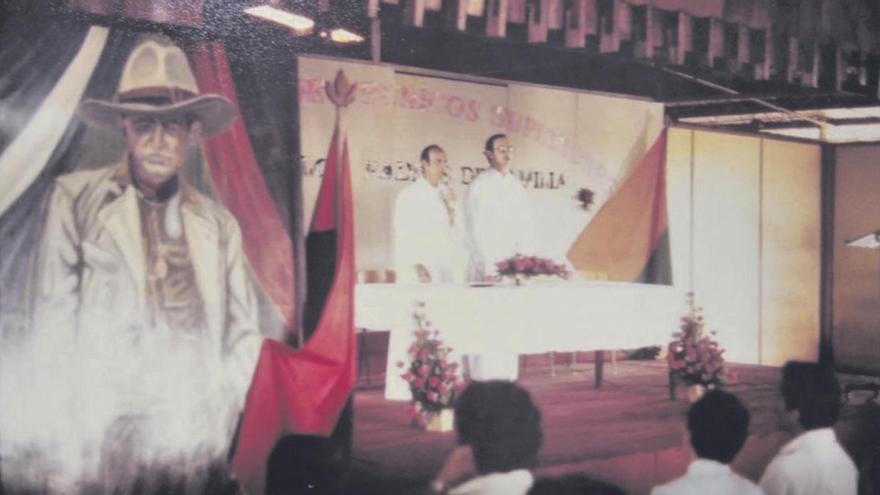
231, 72, 357, 495
567, 129, 672, 284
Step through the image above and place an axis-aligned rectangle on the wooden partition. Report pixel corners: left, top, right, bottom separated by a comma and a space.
667, 127, 821, 365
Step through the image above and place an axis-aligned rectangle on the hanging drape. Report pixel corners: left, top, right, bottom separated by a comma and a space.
187, 42, 298, 330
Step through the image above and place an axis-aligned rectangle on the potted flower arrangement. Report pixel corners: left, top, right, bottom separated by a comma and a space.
495, 254, 568, 285
667, 292, 726, 401
397, 303, 464, 431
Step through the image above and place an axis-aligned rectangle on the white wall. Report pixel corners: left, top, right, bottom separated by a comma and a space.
667, 128, 821, 365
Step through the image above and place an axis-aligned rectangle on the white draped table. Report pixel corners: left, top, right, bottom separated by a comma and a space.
355, 281, 686, 400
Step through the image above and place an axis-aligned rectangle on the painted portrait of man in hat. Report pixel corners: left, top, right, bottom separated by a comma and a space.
28, 38, 263, 490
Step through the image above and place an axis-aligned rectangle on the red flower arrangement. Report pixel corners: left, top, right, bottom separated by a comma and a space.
667, 293, 726, 387
495, 254, 568, 282
397, 303, 465, 415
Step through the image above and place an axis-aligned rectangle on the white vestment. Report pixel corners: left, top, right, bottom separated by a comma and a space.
465, 168, 537, 281
393, 177, 466, 284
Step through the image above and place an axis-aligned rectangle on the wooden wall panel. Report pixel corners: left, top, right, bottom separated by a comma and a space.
760, 139, 821, 365
833, 145, 880, 374
692, 131, 761, 364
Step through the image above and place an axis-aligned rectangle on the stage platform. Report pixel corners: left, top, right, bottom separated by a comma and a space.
348, 360, 879, 495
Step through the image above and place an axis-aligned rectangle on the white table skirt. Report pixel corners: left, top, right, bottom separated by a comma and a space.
355, 281, 686, 400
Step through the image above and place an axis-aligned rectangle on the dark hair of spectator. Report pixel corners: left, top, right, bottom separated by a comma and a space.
420, 144, 443, 163
687, 390, 750, 463
454, 381, 542, 474
781, 361, 842, 429
484, 134, 508, 152
528, 474, 627, 495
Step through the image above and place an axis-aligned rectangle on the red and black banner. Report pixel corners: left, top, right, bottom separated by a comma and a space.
231, 126, 356, 495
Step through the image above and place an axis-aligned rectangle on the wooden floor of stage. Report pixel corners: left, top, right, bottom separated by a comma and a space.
347, 360, 879, 495
347, 360, 785, 494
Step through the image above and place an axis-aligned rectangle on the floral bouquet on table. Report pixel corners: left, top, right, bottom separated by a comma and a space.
495, 254, 568, 285
667, 292, 727, 394
397, 303, 465, 430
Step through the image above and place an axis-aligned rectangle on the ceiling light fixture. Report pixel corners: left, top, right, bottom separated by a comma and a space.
320, 27, 365, 44
244, 5, 314, 33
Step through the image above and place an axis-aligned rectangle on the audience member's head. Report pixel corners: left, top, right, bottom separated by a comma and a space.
455, 380, 542, 474
780, 361, 842, 430
687, 390, 750, 464
528, 474, 627, 495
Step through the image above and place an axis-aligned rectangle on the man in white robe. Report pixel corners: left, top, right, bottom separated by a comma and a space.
393, 145, 466, 284
465, 134, 537, 282
461, 134, 537, 381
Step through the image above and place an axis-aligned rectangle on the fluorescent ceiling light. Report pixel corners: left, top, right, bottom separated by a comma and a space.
328, 28, 365, 44
244, 5, 314, 33
762, 123, 880, 143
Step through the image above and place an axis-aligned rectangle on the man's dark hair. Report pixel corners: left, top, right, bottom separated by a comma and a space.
454, 380, 542, 474
528, 474, 627, 495
687, 390, 750, 463
484, 134, 508, 152
420, 144, 443, 163
781, 361, 842, 429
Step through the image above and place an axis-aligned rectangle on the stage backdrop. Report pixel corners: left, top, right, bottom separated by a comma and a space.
297, 55, 666, 276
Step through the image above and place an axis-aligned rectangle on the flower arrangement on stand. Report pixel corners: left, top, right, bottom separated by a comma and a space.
667, 292, 727, 402
397, 302, 464, 432
495, 254, 568, 285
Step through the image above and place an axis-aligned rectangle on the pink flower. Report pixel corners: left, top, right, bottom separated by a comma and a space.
427, 391, 439, 402
418, 351, 428, 361
401, 371, 414, 382
428, 376, 440, 387
406, 404, 420, 419
418, 364, 430, 376
496, 260, 511, 272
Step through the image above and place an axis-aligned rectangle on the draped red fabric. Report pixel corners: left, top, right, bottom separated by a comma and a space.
231, 128, 356, 495
188, 43, 296, 331
64, 0, 204, 27
186, 43, 297, 329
